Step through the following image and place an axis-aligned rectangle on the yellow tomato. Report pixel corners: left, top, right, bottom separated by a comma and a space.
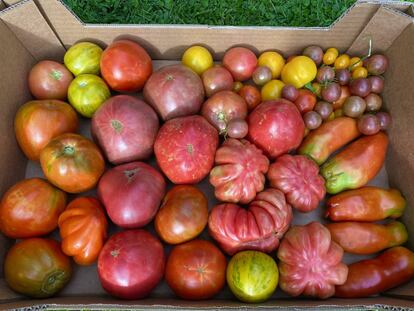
261, 80, 285, 101
334, 54, 350, 70
182, 46, 213, 75
352, 67, 368, 79
281, 56, 316, 89
323, 48, 339, 65
349, 57, 363, 71
258, 51, 285, 79
64, 42, 103, 76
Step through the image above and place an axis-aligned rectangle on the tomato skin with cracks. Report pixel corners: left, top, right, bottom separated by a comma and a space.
98, 230, 165, 299
154, 115, 219, 184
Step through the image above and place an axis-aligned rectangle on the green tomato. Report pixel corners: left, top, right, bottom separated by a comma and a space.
68, 74, 110, 118
64, 42, 103, 76
227, 251, 279, 303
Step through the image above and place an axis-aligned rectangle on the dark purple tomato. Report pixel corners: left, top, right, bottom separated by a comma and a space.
321, 82, 341, 102
366, 55, 388, 75
336, 69, 351, 86
226, 119, 249, 139
369, 76, 385, 94
282, 85, 299, 102
303, 111, 322, 130
252, 66, 272, 86
314, 101, 333, 120
365, 93, 382, 112
343, 96, 366, 118
316, 66, 335, 83
302, 46, 323, 66
358, 114, 381, 135
349, 78, 371, 97
376, 112, 392, 130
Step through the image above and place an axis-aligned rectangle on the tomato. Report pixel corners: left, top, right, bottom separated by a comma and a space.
223, 47, 257, 81
258, 51, 285, 78
210, 139, 269, 204
91, 95, 159, 164
334, 54, 350, 70
333, 85, 351, 109
294, 89, 317, 114
98, 162, 166, 228
261, 79, 285, 101
349, 56, 362, 71
165, 240, 226, 300
98, 230, 165, 299
68, 74, 111, 118
101, 40, 152, 92
352, 66, 368, 79
64, 41, 103, 76
323, 47, 339, 65
40, 133, 105, 193
202, 65, 233, 97
238, 85, 261, 111
182, 45, 213, 75
4, 238, 71, 298
312, 82, 322, 97
155, 185, 208, 244
201, 90, 248, 133
144, 64, 205, 121
0, 178, 66, 238
209, 188, 292, 255
277, 222, 348, 299
268, 154, 325, 212
154, 115, 219, 184
14, 100, 78, 161
233, 81, 243, 92
227, 251, 278, 303
28, 60, 73, 100
281, 56, 317, 88
58, 197, 108, 265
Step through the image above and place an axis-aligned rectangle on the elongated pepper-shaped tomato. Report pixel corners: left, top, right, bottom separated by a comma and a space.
335, 247, 414, 298
326, 186, 406, 221
299, 117, 360, 165
321, 132, 388, 194
326, 221, 408, 254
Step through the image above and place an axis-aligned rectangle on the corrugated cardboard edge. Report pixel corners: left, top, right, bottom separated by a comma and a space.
0, 0, 65, 60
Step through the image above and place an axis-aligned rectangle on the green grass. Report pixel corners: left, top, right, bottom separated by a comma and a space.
64, 0, 358, 27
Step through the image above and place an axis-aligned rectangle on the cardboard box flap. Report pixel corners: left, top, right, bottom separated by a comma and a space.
32, 0, 383, 59
0, 0, 65, 61
347, 5, 413, 55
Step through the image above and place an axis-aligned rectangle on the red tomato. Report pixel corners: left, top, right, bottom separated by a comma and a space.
14, 100, 78, 161
165, 240, 227, 300
40, 133, 105, 193
155, 185, 208, 244
100, 40, 152, 92
154, 115, 219, 184
201, 65, 234, 97
201, 90, 248, 132
238, 85, 261, 111
91, 95, 159, 164
98, 230, 165, 299
294, 89, 317, 114
98, 161, 166, 228
28, 60, 73, 100
144, 64, 205, 121
0, 178, 66, 238
223, 47, 257, 81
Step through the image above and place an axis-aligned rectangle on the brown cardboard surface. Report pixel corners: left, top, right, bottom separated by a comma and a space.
347, 6, 413, 55
0, 0, 65, 60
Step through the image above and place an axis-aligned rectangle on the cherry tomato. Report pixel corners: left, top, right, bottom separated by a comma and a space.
182, 45, 213, 75
261, 79, 285, 101
294, 89, 317, 114
352, 67, 368, 79
238, 85, 261, 111
258, 51, 285, 79
233, 81, 243, 92
323, 48, 339, 65
349, 56, 363, 71
165, 240, 227, 300
334, 54, 350, 70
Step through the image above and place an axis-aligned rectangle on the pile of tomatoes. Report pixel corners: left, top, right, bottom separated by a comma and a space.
0, 39, 413, 302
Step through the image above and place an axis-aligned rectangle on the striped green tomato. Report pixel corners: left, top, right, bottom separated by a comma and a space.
227, 251, 279, 303
64, 42, 103, 76
68, 74, 110, 118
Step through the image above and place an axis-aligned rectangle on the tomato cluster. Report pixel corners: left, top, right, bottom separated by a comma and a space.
1, 40, 413, 302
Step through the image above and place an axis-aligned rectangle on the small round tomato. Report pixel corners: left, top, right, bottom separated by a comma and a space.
64, 42, 103, 76
4, 238, 71, 298
294, 89, 317, 114
40, 133, 105, 193
334, 54, 350, 70
349, 56, 363, 71
258, 51, 285, 78
68, 74, 111, 118
238, 85, 261, 111
0, 178, 66, 238
155, 185, 208, 244
233, 81, 243, 92
223, 47, 257, 81
261, 79, 285, 101
165, 240, 227, 300
101, 40, 153, 92
323, 47, 339, 65
28, 60, 73, 100
182, 45, 213, 75
352, 67, 368, 79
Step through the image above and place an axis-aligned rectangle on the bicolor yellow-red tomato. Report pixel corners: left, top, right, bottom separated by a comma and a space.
64, 42, 103, 76
182, 45, 213, 75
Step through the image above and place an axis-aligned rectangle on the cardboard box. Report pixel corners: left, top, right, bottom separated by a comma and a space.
0, 0, 414, 309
